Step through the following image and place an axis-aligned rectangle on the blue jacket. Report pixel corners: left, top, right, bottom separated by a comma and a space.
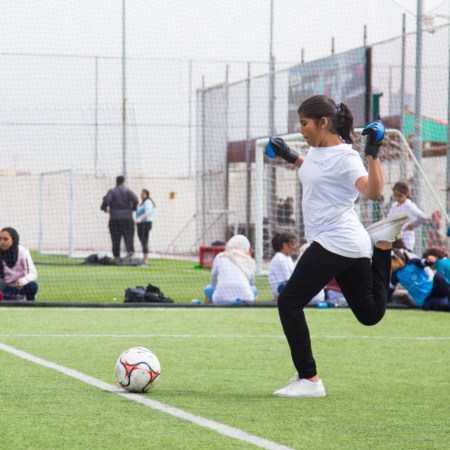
392, 260, 433, 307
435, 257, 450, 284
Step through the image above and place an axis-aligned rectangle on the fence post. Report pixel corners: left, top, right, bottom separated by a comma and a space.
414, 0, 425, 254
225, 64, 229, 242
255, 140, 264, 276
447, 2, 450, 217
245, 63, 252, 239
201, 76, 206, 245
400, 14, 407, 179
39, 174, 44, 255
188, 60, 193, 179
95, 57, 99, 177
122, 0, 127, 179
69, 168, 75, 259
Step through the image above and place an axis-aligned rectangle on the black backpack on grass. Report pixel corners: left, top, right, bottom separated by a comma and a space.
124, 284, 174, 303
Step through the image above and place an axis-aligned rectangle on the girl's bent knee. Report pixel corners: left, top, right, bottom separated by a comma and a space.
357, 315, 384, 327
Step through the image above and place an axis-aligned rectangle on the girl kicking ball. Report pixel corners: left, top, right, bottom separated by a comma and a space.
266, 95, 410, 398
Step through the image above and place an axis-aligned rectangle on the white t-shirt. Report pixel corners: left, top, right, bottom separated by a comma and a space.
298, 143, 372, 258
388, 199, 426, 251
210, 255, 255, 304
268, 252, 295, 297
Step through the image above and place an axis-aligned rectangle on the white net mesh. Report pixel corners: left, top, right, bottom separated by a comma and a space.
0, 0, 449, 302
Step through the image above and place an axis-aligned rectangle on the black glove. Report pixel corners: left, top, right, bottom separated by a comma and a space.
265, 137, 299, 164
361, 114, 385, 159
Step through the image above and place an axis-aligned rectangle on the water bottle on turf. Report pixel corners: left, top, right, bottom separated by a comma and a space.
315, 302, 328, 309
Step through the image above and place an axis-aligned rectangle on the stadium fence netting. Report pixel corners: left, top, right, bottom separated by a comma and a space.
1, 0, 450, 302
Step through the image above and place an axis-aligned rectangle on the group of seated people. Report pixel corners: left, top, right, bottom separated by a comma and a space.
0, 227, 38, 301
204, 232, 337, 306
204, 232, 450, 312
390, 243, 450, 311
2, 222, 449, 311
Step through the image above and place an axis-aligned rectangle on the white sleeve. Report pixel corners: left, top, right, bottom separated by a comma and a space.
408, 201, 427, 228
340, 152, 368, 189
21, 248, 38, 285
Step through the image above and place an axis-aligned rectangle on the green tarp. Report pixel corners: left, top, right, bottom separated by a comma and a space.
405, 113, 447, 143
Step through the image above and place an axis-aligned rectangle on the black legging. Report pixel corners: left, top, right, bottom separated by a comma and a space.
422, 273, 450, 312
137, 222, 152, 254
278, 242, 391, 379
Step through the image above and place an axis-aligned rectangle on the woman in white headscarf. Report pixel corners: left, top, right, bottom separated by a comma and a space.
204, 235, 258, 304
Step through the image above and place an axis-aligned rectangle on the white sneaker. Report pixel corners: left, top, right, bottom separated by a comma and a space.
365, 212, 411, 243
273, 375, 326, 398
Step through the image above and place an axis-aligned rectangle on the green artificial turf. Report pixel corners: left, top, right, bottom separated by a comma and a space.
0, 308, 449, 449
29, 253, 273, 303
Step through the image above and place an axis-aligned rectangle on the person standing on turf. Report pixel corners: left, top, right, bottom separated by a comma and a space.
101, 175, 139, 261
136, 189, 155, 266
266, 94, 410, 398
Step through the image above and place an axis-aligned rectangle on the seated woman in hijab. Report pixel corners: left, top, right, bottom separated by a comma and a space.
204, 235, 258, 304
0, 228, 38, 301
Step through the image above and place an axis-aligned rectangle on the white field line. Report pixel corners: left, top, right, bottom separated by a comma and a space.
0, 333, 449, 340
0, 342, 293, 450
0, 308, 429, 313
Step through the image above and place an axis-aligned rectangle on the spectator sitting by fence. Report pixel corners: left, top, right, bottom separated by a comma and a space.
390, 248, 450, 312
101, 175, 138, 261
204, 235, 258, 304
0, 228, 38, 301
422, 247, 450, 284
427, 209, 446, 251
268, 232, 297, 300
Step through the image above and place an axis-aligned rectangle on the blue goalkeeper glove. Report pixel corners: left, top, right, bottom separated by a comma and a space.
266, 137, 299, 164
362, 114, 385, 159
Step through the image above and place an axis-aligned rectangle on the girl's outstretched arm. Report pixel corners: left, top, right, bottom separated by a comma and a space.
356, 156, 384, 200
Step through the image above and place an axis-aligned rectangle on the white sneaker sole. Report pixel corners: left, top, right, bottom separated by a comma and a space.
365, 212, 411, 243
273, 390, 326, 398
273, 378, 327, 398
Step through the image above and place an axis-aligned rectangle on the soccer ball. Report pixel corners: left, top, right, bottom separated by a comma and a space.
115, 347, 161, 393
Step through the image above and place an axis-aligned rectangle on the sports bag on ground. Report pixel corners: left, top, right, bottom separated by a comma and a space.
124, 284, 175, 303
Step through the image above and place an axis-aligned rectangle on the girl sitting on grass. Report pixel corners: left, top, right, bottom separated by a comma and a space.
0, 227, 38, 301
390, 248, 450, 312
204, 235, 257, 305
268, 232, 297, 299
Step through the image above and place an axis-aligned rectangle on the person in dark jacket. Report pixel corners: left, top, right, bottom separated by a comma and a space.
101, 175, 139, 259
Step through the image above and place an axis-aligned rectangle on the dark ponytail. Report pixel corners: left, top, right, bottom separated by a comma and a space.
271, 232, 297, 253
297, 95, 356, 144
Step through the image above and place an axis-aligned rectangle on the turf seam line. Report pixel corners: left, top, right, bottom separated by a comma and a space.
0, 342, 294, 450
1, 334, 449, 340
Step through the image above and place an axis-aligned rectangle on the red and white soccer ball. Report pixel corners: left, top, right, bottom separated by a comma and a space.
115, 347, 161, 393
